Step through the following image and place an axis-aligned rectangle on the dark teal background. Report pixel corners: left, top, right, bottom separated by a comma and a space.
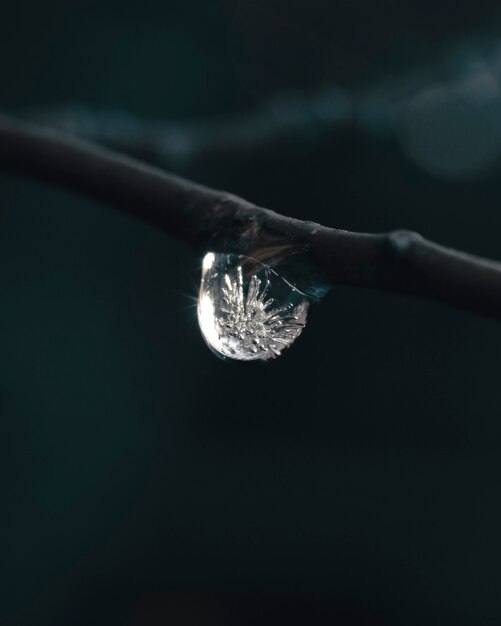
2, 2, 501, 624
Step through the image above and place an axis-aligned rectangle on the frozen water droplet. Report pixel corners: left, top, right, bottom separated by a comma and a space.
197, 252, 322, 362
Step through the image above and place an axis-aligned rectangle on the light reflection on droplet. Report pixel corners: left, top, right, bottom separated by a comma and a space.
197, 252, 314, 362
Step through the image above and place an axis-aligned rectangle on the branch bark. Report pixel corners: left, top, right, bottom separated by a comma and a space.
1, 115, 501, 319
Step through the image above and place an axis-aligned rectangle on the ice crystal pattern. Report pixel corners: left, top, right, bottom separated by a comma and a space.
198, 252, 310, 361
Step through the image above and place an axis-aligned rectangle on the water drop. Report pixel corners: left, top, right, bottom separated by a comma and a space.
197, 251, 325, 362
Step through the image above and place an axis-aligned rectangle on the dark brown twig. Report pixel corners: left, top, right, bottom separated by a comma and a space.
1, 115, 501, 319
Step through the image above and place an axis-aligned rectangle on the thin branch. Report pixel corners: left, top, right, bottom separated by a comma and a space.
1, 115, 501, 319
24, 42, 501, 181
20, 87, 355, 170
